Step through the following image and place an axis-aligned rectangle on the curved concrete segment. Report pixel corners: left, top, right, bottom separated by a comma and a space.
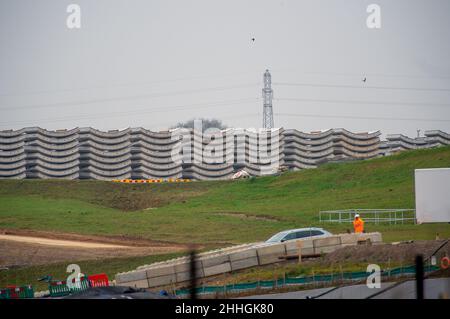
380, 130, 450, 155
1, 127, 449, 180
0, 129, 27, 179
283, 129, 382, 170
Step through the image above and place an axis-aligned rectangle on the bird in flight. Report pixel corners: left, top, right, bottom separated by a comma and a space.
362, 77, 367, 82
251, 37, 255, 42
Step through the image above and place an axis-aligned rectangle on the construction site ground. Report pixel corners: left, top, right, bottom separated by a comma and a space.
1, 229, 448, 294
0, 228, 191, 268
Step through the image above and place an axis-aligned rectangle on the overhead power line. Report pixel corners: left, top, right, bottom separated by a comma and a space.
275, 112, 450, 123
0, 98, 261, 127
274, 97, 450, 108
0, 83, 259, 112
274, 82, 450, 92
0, 70, 261, 98
271, 69, 450, 81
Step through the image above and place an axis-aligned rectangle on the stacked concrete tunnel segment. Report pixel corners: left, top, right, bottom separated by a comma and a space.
0, 127, 80, 179
130, 128, 183, 180
380, 130, 450, 155
0, 128, 27, 179
1, 127, 449, 180
78, 127, 131, 180
283, 128, 381, 170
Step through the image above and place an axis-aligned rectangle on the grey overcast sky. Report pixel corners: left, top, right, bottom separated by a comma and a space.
1, 0, 450, 137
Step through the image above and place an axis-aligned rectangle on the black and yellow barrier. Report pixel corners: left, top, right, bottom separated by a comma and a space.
112, 179, 191, 183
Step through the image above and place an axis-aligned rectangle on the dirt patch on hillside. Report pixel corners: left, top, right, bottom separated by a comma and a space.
0, 229, 193, 268
107, 191, 204, 211
0, 240, 185, 268
0, 234, 131, 249
0, 228, 187, 248
0, 180, 211, 211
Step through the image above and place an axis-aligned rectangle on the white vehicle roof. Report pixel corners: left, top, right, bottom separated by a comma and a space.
263, 227, 331, 244
276, 227, 327, 234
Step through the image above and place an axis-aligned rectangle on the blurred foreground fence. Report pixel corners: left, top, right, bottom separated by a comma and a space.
174, 264, 439, 297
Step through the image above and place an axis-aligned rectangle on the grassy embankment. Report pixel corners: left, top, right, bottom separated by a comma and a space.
1, 146, 449, 244
1, 146, 449, 290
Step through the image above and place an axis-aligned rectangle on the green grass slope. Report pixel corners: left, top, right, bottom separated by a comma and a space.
1, 146, 449, 244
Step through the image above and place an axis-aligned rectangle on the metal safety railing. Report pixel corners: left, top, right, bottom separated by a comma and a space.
319, 209, 416, 224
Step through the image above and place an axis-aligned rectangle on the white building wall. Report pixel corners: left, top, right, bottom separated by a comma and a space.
415, 168, 450, 223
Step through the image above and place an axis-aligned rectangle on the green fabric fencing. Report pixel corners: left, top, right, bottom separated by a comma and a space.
48, 281, 71, 297
0, 285, 34, 299
0, 288, 9, 299
48, 276, 90, 298
175, 265, 439, 296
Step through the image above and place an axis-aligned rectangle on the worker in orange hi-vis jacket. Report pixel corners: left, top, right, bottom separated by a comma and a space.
353, 213, 365, 233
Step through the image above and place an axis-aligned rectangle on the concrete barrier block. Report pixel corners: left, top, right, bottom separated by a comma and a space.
176, 265, 205, 280
115, 270, 147, 283
175, 271, 191, 283
175, 267, 205, 282
229, 248, 257, 262
339, 234, 359, 245
256, 243, 286, 265
230, 256, 259, 271
197, 267, 205, 278
256, 243, 286, 256
114, 274, 127, 284
121, 279, 149, 289
204, 262, 232, 277
259, 253, 285, 265
284, 239, 314, 252
296, 238, 314, 248
314, 244, 340, 254
285, 247, 315, 256
313, 236, 341, 248
364, 232, 382, 243
301, 247, 315, 255
147, 274, 177, 287
174, 261, 202, 273
146, 265, 175, 278
284, 240, 302, 256
201, 254, 230, 268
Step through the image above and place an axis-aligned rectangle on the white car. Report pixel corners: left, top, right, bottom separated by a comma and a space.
265, 227, 332, 243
